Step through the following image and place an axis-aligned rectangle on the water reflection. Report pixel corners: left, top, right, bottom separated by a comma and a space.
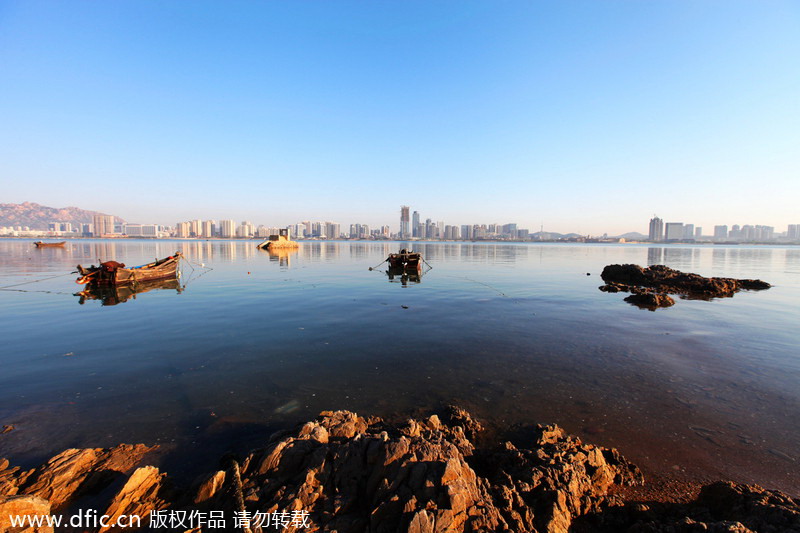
647, 247, 663, 265
385, 267, 423, 286
75, 278, 183, 306
264, 248, 298, 269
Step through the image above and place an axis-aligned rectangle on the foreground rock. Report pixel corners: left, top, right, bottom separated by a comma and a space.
599, 264, 770, 310
1, 409, 797, 532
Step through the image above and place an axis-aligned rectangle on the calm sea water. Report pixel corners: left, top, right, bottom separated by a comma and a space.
0, 239, 798, 493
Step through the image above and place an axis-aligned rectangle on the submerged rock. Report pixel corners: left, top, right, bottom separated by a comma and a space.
598, 264, 770, 310
623, 291, 676, 310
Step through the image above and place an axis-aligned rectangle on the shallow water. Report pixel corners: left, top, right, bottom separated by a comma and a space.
0, 240, 798, 493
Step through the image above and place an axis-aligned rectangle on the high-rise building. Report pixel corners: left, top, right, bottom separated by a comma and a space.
683, 224, 694, 239
788, 225, 800, 240
648, 216, 664, 241
664, 222, 684, 241
325, 222, 340, 240
124, 224, 158, 237
412, 211, 420, 238
92, 214, 116, 237
714, 225, 728, 240
461, 225, 473, 240
219, 219, 236, 238
400, 206, 410, 238
695, 227, 702, 239
175, 221, 191, 238
202, 220, 215, 238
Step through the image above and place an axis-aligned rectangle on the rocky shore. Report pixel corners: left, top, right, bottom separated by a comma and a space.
598, 264, 771, 310
1, 408, 798, 532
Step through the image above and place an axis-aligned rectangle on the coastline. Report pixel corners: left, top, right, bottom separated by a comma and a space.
2, 408, 797, 532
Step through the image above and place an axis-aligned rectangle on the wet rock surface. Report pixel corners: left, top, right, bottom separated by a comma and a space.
0, 409, 797, 532
599, 264, 770, 310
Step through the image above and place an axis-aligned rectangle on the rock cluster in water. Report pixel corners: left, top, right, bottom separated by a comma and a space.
1, 408, 798, 532
599, 264, 771, 310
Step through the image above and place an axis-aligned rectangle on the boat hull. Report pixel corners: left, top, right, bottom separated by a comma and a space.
387, 252, 422, 271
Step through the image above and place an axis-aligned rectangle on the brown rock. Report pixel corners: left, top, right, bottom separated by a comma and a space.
100, 466, 166, 533
193, 470, 226, 504
599, 264, 770, 305
624, 292, 675, 310
0, 495, 52, 533
12, 444, 156, 511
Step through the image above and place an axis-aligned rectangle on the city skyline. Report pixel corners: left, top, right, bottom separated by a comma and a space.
4, 201, 798, 243
2, 3, 799, 233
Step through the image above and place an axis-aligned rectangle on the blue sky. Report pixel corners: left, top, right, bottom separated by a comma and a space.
1, 1, 798, 234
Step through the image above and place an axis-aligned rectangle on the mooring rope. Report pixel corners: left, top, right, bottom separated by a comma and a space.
0, 271, 77, 291
368, 258, 388, 271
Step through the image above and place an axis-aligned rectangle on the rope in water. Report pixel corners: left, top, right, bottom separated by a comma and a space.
368, 258, 388, 271
0, 271, 77, 290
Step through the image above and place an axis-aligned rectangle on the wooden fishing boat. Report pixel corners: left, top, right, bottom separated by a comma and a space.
387, 249, 422, 271
75, 278, 182, 306
76, 252, 182, 286
33, 241, 66, 248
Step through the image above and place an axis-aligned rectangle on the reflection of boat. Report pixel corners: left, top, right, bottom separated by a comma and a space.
34, 241, 66, 248
266, 247, 297, 268
75, 278, 182, 306
76, 252, 182, 286
387, 249, 422, 271
386, 266, 422, 285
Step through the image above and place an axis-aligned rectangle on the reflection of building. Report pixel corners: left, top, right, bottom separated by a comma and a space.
647, 247, 664, 266
648, 216, 663, 241
400, 206, 410, 238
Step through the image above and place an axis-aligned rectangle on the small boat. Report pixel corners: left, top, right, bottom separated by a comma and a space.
76, 252, 182, 286
257, 228, 299, 250
387, 249, 422, 271
33, 241, 66, 248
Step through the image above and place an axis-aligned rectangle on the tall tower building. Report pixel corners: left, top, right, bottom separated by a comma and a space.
412, 211, 420, 238
400, 206, 410, 238
648, 216, 664, 242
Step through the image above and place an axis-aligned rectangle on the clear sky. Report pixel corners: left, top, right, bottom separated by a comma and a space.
1, 1, 798, 235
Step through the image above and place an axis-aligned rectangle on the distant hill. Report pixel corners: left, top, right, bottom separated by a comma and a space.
530, 231, 583, 240
0, 202, 124, 230
616, 232, 647, 240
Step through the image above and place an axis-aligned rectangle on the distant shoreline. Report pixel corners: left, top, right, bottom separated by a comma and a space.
2, 236, 799, 246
